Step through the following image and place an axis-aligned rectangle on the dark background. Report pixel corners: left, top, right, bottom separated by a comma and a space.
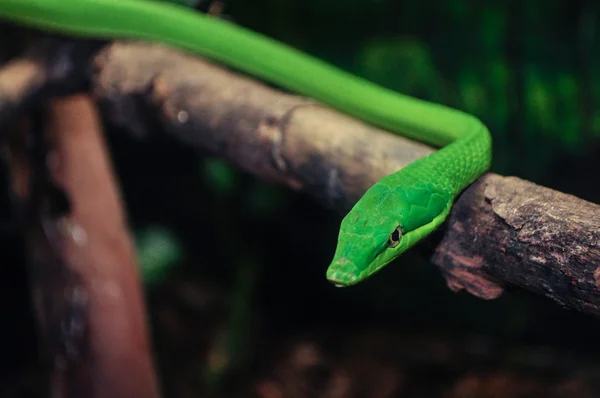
1, 0, 599, 396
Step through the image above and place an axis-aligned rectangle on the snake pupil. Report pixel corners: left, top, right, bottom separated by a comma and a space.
388, 227, 402, 248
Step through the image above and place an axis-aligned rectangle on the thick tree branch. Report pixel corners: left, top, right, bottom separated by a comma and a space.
0, 37, 598, 318
89, 42, 600, 315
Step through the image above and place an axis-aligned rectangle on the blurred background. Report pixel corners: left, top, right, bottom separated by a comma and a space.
1, 0, 599, 397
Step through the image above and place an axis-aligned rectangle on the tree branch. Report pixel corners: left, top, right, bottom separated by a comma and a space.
89, 42, 600, 315
42, 95, 161, 398
3, 92, 161, 397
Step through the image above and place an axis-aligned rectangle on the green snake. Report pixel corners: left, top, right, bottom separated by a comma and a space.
0, 0, 492, 287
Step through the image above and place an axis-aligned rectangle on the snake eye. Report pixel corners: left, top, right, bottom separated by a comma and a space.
387, 226, 402, 248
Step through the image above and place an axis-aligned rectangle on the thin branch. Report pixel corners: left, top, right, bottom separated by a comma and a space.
90, 42, 600, 315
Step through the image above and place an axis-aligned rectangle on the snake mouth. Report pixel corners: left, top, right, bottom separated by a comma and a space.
326, 256, 390, 286
326, 233, 413, 287
326, 249, 387, 287
325, 262, 359, 287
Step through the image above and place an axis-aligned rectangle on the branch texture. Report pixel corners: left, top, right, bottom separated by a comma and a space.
89, 42, 600, 315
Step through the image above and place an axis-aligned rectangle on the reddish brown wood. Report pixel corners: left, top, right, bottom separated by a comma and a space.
10, 95, 161, 398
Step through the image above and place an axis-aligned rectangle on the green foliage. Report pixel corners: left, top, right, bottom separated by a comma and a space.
136, 226, 183, 285
202, 158, 240, 197
358, 38, 447, 104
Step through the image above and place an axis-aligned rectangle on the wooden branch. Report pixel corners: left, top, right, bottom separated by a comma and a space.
5, 94, 160, 397
46, 95, 161, 397
89, 42, 600, 315
0, 37, 97, 124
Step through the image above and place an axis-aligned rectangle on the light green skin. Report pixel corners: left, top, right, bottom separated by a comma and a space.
0, 0, 492, 287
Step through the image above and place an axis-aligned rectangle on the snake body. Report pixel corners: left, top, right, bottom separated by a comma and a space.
0, 0, 492, 286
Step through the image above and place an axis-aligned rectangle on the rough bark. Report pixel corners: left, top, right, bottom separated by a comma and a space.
433, 174, 600, 309
90, 42, 600, 314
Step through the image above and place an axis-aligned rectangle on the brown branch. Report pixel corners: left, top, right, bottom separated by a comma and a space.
7, 94, 160, 397
0, 37, 97, 124
89, 42, 600, 315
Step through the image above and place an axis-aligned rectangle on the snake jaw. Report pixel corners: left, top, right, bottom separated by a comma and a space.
326, 231, 409, 286
326, 264, 359, 287
335, 207, 452, 285
326, 242, 369, 287
326, 218, 444, 286
326, 248, 402, 286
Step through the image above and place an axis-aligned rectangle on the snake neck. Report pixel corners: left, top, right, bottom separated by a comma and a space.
403, 116, 492, 198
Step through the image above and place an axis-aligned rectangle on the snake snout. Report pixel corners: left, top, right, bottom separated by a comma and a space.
326, 258, 359, 287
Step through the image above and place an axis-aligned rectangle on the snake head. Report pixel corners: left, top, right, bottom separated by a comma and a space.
326, 184, 412, 286
326, 177, 450, 287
